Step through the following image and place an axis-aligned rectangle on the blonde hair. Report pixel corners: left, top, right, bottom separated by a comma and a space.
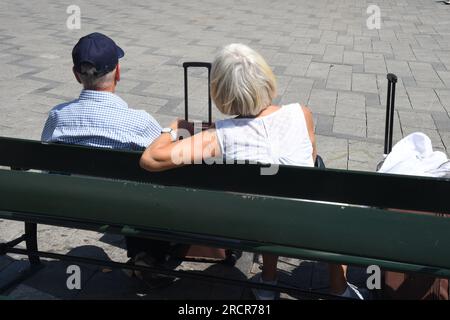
211, 44, 277, 117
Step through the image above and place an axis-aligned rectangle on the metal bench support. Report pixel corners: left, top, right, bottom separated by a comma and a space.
4, 245, 345, 300
0, 222, 42, 293
24, 222, 40, 266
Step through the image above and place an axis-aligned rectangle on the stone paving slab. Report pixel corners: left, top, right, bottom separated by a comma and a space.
1, 0, 450, 299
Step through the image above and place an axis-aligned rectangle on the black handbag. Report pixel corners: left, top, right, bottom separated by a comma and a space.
315, 155, 325, 168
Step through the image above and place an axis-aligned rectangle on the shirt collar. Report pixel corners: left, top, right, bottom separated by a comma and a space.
79, 90, 128, 109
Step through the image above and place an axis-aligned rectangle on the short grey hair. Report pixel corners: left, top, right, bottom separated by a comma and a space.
211, 43, 277, 117
77, 63, 116, 90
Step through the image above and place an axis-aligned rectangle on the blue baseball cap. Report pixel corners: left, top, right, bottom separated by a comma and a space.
72, 32, 124, 76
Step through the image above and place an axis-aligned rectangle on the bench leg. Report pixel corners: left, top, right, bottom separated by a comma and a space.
24, 222, 40, 266
0, 222, 42, 293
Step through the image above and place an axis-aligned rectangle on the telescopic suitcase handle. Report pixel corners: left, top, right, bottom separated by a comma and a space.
183, 62, 212, 125
384, 73, 398, 156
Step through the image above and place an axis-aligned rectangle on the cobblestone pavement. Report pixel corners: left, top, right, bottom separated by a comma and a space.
0, 0, 449, 299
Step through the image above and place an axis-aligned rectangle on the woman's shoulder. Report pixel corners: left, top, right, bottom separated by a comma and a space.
279, 103, 314, 129
281, 102, 309, 114
283, 102, 313, 113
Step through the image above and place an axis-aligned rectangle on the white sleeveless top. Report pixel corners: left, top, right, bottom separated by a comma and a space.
215, 103, 314, 167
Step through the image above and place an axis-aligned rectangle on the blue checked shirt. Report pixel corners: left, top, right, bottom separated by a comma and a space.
41, 90, 162, 150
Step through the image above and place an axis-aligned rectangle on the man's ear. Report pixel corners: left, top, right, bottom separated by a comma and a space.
115, 63, 121, 82
73, 67, 82, 84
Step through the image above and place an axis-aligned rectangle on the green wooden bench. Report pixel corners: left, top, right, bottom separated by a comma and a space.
0, 136, 449, 299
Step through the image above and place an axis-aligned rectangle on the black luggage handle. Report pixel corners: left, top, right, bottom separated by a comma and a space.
183, 62, 212, 125
183, 62, 211, 69
384, 73, 398, 156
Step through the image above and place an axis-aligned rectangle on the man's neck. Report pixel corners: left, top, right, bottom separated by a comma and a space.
84, 83, 116, 93
96, 88, 115, 93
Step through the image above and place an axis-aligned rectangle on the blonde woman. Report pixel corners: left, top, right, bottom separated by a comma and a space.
140, 44, 363, 300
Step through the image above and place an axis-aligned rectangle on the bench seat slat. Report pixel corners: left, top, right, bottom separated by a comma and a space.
1, 169, 450, 274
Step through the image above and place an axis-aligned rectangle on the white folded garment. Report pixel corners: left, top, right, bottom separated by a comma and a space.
378, 132, 450, 178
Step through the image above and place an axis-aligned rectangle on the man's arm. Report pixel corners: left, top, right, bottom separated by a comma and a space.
135, 113, 162, 149
41, 111, 56, 142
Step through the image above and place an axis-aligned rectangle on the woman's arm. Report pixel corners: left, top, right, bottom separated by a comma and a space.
139, 120, 221, 172
301, 105, 317, 162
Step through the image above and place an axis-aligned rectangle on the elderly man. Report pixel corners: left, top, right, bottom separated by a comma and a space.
42, 32, 161, 148
41, 32, 169, 288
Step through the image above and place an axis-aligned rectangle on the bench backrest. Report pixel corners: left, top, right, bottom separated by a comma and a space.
1, 136, 450, 277
0, 136, 449, 213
